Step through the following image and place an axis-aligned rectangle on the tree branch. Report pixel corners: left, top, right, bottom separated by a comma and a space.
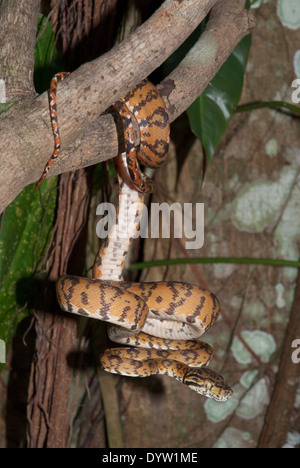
0, 0, 40, 99
257, 267, 300, 448
0, 0, 255, 214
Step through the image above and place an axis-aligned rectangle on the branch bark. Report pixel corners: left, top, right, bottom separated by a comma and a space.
0, 0, 40, 99
257, 268, 300, 448
0, 0, 255, 214
27, 169, 91, 448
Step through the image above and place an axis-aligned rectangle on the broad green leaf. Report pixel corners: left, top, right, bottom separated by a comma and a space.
0, 14, 62, 370
34, 14, 64, 93
161, 2, 251, 171
187, 33, 252, 166
0, 179, 57, 370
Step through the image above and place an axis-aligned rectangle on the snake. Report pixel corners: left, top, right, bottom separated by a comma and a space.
35, 72, 70, 189
38, 73, 233, 402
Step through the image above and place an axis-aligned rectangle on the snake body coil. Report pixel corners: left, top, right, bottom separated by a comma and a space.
40, 74, 233, 402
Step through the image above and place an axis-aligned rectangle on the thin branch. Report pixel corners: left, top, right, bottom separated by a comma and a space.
236, 100, 300, 117
97, 370, 124, 449
0, 0, 255, 214
129, 257, 300, 271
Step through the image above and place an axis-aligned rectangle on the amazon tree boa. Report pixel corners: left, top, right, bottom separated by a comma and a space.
37, 73, 233, 402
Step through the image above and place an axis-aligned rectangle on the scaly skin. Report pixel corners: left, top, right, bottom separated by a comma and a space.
41, 75, 233, 402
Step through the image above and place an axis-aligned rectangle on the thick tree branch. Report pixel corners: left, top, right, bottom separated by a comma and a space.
159, 0, 256, 117
0, 0, 255, 214
0, 0, 40, 99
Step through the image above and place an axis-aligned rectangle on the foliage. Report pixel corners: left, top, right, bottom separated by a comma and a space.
0, 180, 57, 371
162, 5, 252, 172
0, 15, 61, 370
34, 14, 64, 94
187, 35, 251, 167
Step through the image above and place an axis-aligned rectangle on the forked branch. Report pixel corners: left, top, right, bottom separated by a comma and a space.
0, 0, 255, 213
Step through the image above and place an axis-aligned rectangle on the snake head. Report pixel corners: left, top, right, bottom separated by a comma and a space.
183, 367, 233, 402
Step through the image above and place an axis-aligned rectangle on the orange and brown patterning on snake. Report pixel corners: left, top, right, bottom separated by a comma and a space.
39, 73, 233, 402
35, 72, 70, 189
57, 275, 232, 401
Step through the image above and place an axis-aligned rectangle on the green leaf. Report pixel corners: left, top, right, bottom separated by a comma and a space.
187, 33, 252, 166
34, 14, 64, 93
0, 179, 57, 370
0, 14, 63, 371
